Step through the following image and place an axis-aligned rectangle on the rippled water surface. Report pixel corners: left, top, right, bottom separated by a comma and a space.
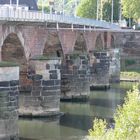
19, 82, 136, 140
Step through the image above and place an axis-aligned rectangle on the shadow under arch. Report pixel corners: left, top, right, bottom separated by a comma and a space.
111, 35, 116, 48
73, 33, 87, 54
43, 31, 64, 58
1, 33, 30, 89
95, 34, 104, 51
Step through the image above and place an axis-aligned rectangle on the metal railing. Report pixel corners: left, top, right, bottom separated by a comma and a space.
0, 6, 120, 29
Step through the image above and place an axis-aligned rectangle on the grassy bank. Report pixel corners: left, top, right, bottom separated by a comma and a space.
120, 71, 140, 81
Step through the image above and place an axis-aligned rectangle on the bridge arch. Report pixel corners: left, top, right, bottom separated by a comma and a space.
43, 31, 64, 58
1, 33, 30, 89
95, 34, 104, 51
0, 28, 30, 60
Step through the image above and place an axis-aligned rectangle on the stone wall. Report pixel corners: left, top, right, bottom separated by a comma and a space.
19, 57, 61, 117
61, 54, 90, 101
114, 32, 140, 72
0, 65, 19, 140
90, 52, 110, 90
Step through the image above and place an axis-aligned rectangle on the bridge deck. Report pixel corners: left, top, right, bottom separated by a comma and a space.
0, 5, 120, 30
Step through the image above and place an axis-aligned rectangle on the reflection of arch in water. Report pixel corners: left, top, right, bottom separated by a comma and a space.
1, 33, 28, 87
43, 31, 63, 58
73, 33, 87, 54
95, 34, 104, 51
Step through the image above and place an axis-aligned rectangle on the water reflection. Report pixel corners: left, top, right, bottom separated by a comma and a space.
19, 82, 136, 140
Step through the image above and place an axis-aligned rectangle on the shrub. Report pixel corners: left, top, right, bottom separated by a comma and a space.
88, 84, 140, 140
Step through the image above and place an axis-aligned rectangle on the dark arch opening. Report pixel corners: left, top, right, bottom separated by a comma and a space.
111, 35, 115, 48
1, 33, 29, 89
73, 33, 87, 54
95, 34, 103, 51
43, 31, 63, 58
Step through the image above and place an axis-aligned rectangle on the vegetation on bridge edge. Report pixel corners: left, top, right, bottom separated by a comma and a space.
0, 61, 18, 67
30, 55, 62, 60
88, 84, 140, 140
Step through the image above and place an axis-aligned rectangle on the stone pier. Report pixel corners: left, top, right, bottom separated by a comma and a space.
90, 52, 110, 90
0, 62, 19, 140
109, 48, 120, 82
19, 56, 61, 117
61, 54, 90, 101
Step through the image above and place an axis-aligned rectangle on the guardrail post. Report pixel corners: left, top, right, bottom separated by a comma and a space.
56, 22, 59, 31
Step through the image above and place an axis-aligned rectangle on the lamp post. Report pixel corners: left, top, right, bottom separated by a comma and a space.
74, 0, 77, 17
111, 0, 114, 23
16, 0, 19, 7
119, 0, 122, 22
96, 0, 99, 20
100, 0, 103, 20
62, 0, 64, 15
49, 0, 54, 14
10, 0, 12, 5
42, 0, 44, 14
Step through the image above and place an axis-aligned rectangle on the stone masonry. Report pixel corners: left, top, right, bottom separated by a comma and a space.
61, 54, 90, 101
0, 65, 19, 140
19, 57, 61, 117
90, 52, 110, 90
109, 48, 120, 82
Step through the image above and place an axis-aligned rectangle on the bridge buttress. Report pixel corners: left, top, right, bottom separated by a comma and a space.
0, 65, 19, 140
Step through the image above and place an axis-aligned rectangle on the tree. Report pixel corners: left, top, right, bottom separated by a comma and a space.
76, 0, 119, 21
122, 0, 140, 20
76, 0, 97, 19
102, 0, 120, 22
88, 85, 140, 140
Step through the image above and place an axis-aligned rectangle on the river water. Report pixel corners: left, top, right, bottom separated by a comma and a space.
19, 82, 136, 140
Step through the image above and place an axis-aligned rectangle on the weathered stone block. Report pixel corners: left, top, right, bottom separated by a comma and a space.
32, 74, 43, 81
42, 80, 54, 86
10, 80, 19, 87
50, 74, 58, 79
0, 81, 9, 87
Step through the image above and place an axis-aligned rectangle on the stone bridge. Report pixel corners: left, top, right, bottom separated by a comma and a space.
1, 7, 140, 140
0, 23, 120, 140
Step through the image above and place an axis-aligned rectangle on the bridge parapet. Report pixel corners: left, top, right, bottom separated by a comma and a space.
0, 5, 120, 30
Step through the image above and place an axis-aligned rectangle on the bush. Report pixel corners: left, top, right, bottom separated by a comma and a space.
88, 85, 140, 140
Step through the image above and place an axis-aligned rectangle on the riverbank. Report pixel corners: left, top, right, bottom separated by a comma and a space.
120, 71, 140, 82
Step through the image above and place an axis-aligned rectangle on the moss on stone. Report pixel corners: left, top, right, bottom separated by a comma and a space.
0, 61, 18, 67
31, 55, 61, 60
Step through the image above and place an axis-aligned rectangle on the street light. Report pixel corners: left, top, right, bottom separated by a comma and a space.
62, 0, 64, 15
100, 0, 103, 20
111, 0, 114, 23
74, 0, 77, 17
42, 0, 44, 14
16, 0, 19, 7
119, 0, 122, 22
49, 0, 54, 14
96, 0, 99, 20
10, 0, 12, 6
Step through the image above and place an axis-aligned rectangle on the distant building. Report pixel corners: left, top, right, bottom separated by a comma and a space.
0, 0, 38, 10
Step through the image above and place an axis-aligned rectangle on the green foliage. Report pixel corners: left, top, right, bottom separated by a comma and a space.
88, 85, 140, 140
103, 0, 119, 22
31, 55, 61, 60
76, 0, 96, 19
88, 119, 107, 139
122, 0, 140, 20
125, 59, 136, 66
